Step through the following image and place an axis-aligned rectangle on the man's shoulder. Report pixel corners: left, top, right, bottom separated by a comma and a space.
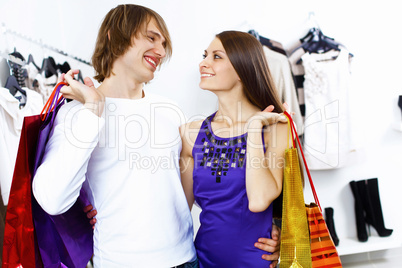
55, 100, 85, 121
147, 93, 178, 105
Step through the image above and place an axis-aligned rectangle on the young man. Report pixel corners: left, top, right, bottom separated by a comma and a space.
33, 4, 279, 267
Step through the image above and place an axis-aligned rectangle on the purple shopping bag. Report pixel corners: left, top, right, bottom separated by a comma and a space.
32, 82, 93, 268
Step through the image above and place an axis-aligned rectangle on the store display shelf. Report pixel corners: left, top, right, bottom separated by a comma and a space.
337, 235, 402, 256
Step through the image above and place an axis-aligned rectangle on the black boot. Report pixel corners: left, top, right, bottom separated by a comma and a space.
364, 178, 393, 237
324, 207, 339, 246
349, 181, 368, 242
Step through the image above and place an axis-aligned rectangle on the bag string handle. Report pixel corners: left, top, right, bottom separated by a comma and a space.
286, 113, 296, 149
40, 82, 67, 121
284, 111, 321, 211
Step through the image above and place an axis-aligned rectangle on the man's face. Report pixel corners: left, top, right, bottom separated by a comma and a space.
114, 18, 167, 84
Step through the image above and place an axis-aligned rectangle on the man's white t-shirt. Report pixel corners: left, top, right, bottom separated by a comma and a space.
33, 92, 196, 267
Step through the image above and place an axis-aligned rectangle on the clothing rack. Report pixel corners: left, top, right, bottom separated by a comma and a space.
0, 51, 25, 66
1, 23, 92, 66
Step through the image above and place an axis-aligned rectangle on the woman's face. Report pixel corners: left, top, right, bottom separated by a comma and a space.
199, 37, 241, 92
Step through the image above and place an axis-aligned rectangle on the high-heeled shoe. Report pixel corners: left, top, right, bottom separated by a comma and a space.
349, 181, 368, 242
365, 178, 393, 236
356, 178, 393, 237
324, 207, 339, 246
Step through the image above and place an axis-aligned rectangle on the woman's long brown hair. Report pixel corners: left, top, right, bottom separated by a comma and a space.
216, 31, 284, 113
217, 31, 284, 218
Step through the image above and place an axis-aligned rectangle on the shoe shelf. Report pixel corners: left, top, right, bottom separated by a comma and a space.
337, 235, 402, 256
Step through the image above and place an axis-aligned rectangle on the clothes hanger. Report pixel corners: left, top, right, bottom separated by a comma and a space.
303, 29, 339, 53
5, 75, 26, 96
292, 12, 353, 63
293, 30, 339, 64
28, 54, 40, 71
41, 56, 58, 78
57, 61, 71, 74
295, 29, 353, 64
247, 30, 287, 56
77, 69, 84, 83
7, 49, 29, 92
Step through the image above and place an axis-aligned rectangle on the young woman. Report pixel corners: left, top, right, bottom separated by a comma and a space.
180, 31, 289, 268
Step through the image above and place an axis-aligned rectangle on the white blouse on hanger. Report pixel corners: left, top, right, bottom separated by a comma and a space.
301, 49, 354, 170
0, 87, 43, 205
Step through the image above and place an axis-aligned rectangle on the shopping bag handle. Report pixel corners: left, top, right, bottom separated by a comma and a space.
284, 111, 321, 211
40, 82, 67, 121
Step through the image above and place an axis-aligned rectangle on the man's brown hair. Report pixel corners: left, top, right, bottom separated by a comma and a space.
92, 4, 172, 82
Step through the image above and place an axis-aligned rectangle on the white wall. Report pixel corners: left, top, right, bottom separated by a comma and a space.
1, 0, 401, 260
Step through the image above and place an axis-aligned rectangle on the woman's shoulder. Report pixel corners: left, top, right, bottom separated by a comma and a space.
264, 121, 289, 143
180, 119, 204, 138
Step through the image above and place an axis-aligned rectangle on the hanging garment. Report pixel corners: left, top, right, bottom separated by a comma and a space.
289, 46, 308, 117
26, 72, 57, 103
289, 31, 352, 119
24, 62, 40, 91
249, 30, 288, 56
263, 46, 303, 134
301, 49, 353, 169
0, 87, 43, 205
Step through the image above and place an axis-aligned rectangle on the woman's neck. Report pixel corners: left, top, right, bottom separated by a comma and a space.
214, 96, 260, 127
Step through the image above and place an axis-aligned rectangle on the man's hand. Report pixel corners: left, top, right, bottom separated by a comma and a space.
61, 69, 105, 116
254, 224, 281, 268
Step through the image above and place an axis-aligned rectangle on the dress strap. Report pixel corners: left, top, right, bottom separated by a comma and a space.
204, 111, 217, 126
262, 126, 267, 154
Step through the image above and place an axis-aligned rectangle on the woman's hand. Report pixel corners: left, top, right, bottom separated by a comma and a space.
254, 224, 281, 268
83, 204, 97, 229
61, 69, 105, 116
247, 106, 287, 130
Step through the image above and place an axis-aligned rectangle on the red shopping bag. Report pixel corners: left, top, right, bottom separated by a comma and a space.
2, 83, 66, 267
2, 114, 43, 267
3, 82, 93, 268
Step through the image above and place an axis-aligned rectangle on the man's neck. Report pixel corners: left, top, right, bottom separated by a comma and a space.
99, 75, 144, 99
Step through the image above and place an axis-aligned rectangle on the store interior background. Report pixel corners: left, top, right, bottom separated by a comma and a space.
1, 0, 401, 266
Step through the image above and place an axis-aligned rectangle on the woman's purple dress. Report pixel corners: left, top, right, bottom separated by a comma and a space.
192, 112, 273, 267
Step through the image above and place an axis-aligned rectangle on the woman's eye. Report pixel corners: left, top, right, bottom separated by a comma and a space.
148, 36, 154, 41
214, 54, 221, 59
202, 54, 206, 59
